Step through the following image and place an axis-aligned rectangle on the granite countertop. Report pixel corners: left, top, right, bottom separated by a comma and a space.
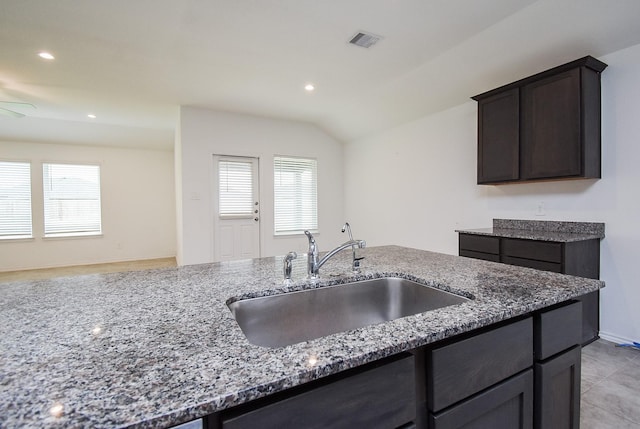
0, 245, 604, 429
456, 218, 606, 242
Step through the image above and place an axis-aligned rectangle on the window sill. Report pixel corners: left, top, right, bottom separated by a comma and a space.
274, 230, 319, 237
43, 232, 103, 240
0, 236, 35, 243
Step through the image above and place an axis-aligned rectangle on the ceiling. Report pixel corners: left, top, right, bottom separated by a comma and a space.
2, 0, 640, 150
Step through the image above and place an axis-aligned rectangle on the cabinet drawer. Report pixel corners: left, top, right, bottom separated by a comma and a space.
502, 256, 562, 273
459, 249, 500, 262
430, 370, 533, 429
427, 318, 533, 412
535, 301, 582, 360
222, 354, 415, 429
502, 239, 562, 263
459, 234, 500, 255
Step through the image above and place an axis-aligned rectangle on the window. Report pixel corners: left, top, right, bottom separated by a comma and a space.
218, 159, 254, 218
43, 163, 102, 236
274, 156, 317, 235
0, 161, 32, 239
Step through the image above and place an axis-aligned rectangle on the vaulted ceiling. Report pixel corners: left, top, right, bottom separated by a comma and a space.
2, 0, 640, 150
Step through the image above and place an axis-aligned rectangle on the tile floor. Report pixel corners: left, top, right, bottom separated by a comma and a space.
2, 260, 638, 428
581, 339, 640, 428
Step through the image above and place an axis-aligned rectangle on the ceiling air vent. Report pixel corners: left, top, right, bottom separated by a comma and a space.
349, 31, 382, 48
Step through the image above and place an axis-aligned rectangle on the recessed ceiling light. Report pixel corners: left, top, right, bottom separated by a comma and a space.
304, 84, 315, 92
87, 114, 97, 119
38, 52, 55, 60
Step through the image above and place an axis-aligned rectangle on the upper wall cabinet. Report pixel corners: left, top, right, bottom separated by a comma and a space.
473, 56, 607, 185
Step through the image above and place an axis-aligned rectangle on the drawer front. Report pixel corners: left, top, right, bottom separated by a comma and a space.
459, 234, 500, 255
535, 301, 582, 360
430, 370, 533, 429
459, 249, 501, 262
502, 256, 562, 273
502, 239, 562, 263
427, 318, 533, 412
222, 354, 415, 429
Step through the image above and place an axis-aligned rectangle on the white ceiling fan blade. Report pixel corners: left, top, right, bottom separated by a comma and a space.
0, 107, 26, 118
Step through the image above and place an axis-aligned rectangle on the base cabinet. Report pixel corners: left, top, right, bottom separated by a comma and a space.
459, 233, 600, 345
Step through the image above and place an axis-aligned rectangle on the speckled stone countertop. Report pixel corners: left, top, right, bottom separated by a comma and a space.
456, 218, 605, 242
0, 246, 604, 429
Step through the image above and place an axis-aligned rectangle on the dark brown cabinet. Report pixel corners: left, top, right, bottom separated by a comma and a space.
534, 302, 583, 429
458, 233, 600, 345
473, 56, 607, 184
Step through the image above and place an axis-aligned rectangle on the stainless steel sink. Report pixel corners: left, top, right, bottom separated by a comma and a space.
227, 277, 470, 348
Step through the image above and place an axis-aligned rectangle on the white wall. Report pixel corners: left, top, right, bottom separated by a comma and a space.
177, 107, 345, 266
344, 43, 640, 344
0, 141, 176, 271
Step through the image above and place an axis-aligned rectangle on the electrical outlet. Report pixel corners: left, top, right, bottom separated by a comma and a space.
536, 201, 546, 217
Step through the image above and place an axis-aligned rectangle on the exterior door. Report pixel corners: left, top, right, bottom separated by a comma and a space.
213, 155, 260, 261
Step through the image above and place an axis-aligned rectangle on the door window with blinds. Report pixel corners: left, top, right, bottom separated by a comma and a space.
42, 163, 102, 236
273, 156, 317, 235
218, 158, 255, 218
0, 161, 33, 239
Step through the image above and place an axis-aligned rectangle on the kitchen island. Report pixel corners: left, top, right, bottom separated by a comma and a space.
0, 246, 603, 428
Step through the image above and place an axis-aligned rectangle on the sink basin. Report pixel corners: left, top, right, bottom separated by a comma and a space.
227, 277, 470, 348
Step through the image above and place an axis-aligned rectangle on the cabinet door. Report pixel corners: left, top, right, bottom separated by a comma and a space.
430, 370, 533, 429
521, 68, 581, 180
476, 88, 520, 184
534, 346, 581, 429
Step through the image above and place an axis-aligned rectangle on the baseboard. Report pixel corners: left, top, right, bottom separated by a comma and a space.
598, 331, 638, 345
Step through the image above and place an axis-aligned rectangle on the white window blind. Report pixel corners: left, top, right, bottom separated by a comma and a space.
0, 161, 32, 239
218, 160, 253, 217
43, 163, 102, 236
274, 156, 317, 234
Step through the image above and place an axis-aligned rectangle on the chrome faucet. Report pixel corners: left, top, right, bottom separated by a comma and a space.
283, 251, 297, 282
304, 230, 366, 279
342, 222, 365, 273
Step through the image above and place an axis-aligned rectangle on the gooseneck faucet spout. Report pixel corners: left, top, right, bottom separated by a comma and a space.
304, 230, 366, 279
